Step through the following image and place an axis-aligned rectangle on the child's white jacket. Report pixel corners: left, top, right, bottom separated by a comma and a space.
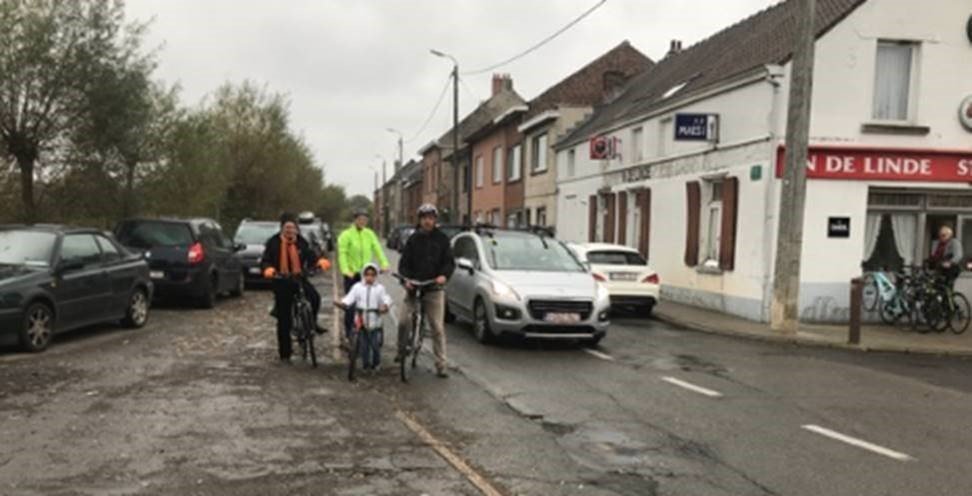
342, 282, 392, 330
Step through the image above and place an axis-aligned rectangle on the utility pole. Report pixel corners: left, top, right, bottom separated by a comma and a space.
432, 49, 461, 224
386, 128, 404, 170
771, 0, 816, 333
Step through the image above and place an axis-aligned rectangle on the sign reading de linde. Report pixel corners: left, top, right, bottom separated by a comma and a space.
775, 147, 972, 182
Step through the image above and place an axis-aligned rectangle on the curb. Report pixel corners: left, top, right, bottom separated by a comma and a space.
653, 310, 972, 359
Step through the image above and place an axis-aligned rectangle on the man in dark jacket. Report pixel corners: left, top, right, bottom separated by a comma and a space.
397, 203, 455, 377
261, 212, 331, 362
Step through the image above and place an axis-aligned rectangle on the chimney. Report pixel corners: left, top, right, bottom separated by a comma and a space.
394, 159, 402, 174
491, 73, 513, 96
667, 39, 683, 57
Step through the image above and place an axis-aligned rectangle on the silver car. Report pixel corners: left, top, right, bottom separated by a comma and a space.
446, 228, 611, 346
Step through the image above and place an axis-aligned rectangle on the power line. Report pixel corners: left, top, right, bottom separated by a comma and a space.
458, 76, 482, 105
461, 0, 609, 76
404, 72, 453, 144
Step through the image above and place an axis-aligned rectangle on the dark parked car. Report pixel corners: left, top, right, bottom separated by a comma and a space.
0, 225, 154, 352
387, 225, 414, 251
297, 211, 329, 256
115, 218, 245, 308
233, 220, 279, 285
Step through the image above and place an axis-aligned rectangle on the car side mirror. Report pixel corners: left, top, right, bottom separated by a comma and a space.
456, 257, 475, 274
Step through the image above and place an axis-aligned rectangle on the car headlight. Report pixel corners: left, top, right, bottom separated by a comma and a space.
491, 279, 519, 300
596, 281, 610, 301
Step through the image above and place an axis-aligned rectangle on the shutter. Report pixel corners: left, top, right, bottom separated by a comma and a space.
685, 181, 700, 267
638, 188, 651, 261
588, 195, 598, 242
720, 177, 739, 271
617, 191, 628, 245
604, 193, 616, 243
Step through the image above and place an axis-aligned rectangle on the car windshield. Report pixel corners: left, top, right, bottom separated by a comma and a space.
0, 230, 57, 267
587, 250, 647, 266
235, 223, 278, 245
484, 234, 585, 272
116, 221, 194, 248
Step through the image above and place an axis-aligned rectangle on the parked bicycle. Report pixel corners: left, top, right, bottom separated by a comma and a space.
393, 273, 438, 383
861, 265, 970, 334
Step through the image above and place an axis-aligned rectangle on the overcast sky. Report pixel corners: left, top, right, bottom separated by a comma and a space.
125, 0, 778, 197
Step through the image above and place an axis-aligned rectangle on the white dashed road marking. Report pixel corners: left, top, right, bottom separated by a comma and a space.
801, 424, 915, 461
583, 348, 615, 361
661, 376, 724, 398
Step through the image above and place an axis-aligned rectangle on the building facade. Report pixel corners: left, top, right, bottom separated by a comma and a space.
555, 0, 972, 323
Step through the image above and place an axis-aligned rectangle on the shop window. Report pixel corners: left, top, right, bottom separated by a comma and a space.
863, 213, 917, 270
873, 40, 918, 122
868, 191, 922, 209
927, 194, 972, 209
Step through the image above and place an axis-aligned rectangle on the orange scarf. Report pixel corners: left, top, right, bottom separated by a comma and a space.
279, 237, 302, 276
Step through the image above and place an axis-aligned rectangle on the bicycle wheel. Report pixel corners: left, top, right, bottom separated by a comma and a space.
401, 313, 418, 383
879, 300, 901, 326
862, 274, 879, 312
923, 295, 947, 333
307, 331, 317, 368
948, 292, 971, 335
411, 314, 423, 370
347, 329, 359, 381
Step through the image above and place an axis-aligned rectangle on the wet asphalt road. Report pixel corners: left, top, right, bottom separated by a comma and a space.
2, 266, 972, 495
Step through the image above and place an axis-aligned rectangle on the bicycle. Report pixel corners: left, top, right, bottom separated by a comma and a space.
924, 273, 971, 335
274, 275, 318, 367
338, 306, 385, 381
393, 273, 438, 383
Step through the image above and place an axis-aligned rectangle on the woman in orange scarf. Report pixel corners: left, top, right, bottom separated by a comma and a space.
261, 212, 331, 363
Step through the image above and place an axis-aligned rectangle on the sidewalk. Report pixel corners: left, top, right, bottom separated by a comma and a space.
653, 300, 972, 357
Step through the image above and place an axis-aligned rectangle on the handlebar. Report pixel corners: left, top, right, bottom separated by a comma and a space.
391, 273, 438, 288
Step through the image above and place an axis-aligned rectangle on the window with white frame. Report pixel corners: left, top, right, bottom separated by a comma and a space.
630, 127, 644, 163
873, 40, 918, 122
537, 207, 547, 227
531, 133, 548, 172
567, 149, 576, 177
508, 144, 522, 181
658, 118, 672, 157
492, 146, 503, 184
701, 179, 723, 265
475, 155, 484, 188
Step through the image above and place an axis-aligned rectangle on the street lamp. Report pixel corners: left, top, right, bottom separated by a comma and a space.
386, 128, 404, 168
430, 48, 462, 224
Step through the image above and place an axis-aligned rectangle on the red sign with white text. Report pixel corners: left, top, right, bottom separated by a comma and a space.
775, 147, 972, 182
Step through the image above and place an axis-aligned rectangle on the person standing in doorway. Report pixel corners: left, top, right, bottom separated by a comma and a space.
337, 209, 389, 340
929, 225, 963, 288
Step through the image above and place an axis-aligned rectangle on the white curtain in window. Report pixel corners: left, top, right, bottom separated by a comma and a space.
890, 213, 917, 265
873, 43, 912, 121
863, 212, 882, 261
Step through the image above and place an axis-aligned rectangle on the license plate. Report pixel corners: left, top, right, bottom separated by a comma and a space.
610, 272, 637, 281
249, 267, 262, 275
543, 312, 581, 324
150, 270, 164, 280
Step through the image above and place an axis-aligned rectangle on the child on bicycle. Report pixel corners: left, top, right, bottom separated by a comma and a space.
335, 263, 391, 371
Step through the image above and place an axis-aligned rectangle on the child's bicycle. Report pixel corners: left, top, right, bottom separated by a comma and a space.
334, 302, 388, 381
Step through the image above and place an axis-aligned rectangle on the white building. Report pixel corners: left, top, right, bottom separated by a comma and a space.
555, 0, 972, 323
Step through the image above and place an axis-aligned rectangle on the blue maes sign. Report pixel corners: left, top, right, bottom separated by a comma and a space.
675, 113, 719, 142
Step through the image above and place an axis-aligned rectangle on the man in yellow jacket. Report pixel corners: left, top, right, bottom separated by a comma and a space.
338, 210, 389, 338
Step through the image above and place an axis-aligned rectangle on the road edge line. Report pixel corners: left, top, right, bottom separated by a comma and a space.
395, 410, 506, 496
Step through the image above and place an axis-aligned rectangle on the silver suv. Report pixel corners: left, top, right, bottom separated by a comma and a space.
446, 228, 610, 346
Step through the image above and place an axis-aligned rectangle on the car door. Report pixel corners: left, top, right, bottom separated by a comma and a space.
54, 234, 112, 329
96, 234, 135, 318
447, 235, 478, 317
204, 221, 236, 292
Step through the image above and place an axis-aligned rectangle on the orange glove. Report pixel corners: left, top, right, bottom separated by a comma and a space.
263, 267, 277, 279
317, 258, 331, 271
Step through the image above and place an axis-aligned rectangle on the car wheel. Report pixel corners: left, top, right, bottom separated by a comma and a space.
21, 302, 54, 352
122, 288, 150, 329
198, 274, 217, 309
229, 272, 245, 298
473, 298, 494, 344
643, 303, 655, 318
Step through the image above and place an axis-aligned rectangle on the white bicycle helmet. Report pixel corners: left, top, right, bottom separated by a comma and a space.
417, 203, 438, 218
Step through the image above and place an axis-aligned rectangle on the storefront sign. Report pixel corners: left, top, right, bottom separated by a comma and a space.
960, 94, 972, 131
674, 113, 719, 141
828, 217, 850, 238
775, 147, 972, 183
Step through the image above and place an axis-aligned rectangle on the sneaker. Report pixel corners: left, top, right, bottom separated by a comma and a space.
393, 354, 402, 364
436, 368, 449, 379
